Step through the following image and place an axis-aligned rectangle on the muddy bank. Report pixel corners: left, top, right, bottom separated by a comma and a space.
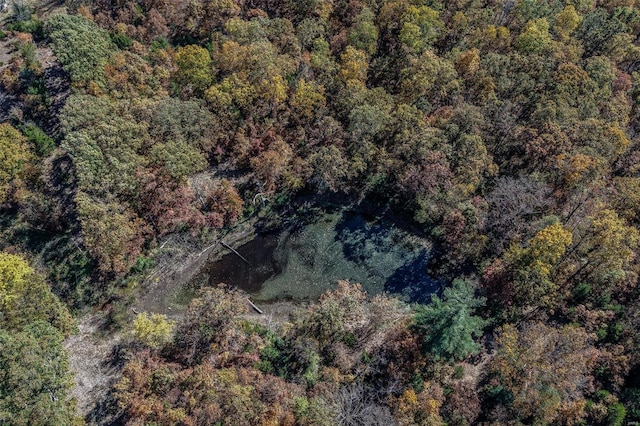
68, 203, 439, 424
133, 218, 259, 317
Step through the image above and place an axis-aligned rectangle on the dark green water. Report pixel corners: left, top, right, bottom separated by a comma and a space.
198, 210, 440, 303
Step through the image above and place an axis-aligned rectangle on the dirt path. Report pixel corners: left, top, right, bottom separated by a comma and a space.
0, 38, 12, 65
0, 39, 18, 123
0, 40, 69, 130
64, 313, 124, 425
36, 46, 70, 136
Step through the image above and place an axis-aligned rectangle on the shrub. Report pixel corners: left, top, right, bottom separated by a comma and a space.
19, 124, 55, 157
110, 32, 132, 50
133, 312, 175, 349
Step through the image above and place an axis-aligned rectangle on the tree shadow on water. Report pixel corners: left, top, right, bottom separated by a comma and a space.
384, 252, 442, 304
334, 211, 393, 264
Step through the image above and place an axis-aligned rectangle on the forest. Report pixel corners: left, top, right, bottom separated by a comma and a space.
2, 0, 640, 424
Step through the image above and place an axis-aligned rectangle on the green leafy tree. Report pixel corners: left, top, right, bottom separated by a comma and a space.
398, 5, 443, 53
443, 106, 495, 195
0, 252, 31, 308
576, 8, 626, 56
0, 253, 73, 335
61, 95, 149, 198
0, 321, 82, 426
348, 8, 378, 55
19, 124, 55, 157
514, 18, 552, 54
149, 140, 207, 181
142, 97, 216, 154
290, 79, 326, 120
75, 193, 147, 275
612, 177, 640, 223
214, 39, 294, 113
573, 119, 631, 163
309, 145, 350, 192
309, 37, 338, 89
48, 14, 114, 84
414, 279, 486, 361
554, 5, 582, 41
173, 44, 214, 94
398, 50, 459, 109
340, 46, 369, 85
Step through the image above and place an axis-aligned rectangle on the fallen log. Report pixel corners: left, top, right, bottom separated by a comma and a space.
220, 241, 250, 265
198, 240, 220, 257
248, 299, 264, 314
159, 236, 173, 250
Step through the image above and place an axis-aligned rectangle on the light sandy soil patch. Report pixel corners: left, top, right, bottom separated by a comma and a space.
0, 39, 12, 65
242, 298, 304, 327
64, 313, 124, 425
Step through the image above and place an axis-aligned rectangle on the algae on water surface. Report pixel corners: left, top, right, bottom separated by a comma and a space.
199, 210, 440, 303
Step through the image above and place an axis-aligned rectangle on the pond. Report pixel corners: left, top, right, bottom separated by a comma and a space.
190, 209, 441, 304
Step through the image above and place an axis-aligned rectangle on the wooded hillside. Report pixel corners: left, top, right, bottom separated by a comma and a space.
2, 0, 640, 423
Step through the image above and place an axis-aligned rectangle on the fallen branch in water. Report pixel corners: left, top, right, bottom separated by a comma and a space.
220, 241, 250, 265
248, 299, 264, 314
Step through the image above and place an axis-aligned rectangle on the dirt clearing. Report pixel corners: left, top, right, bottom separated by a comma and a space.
64, 313, 124, 425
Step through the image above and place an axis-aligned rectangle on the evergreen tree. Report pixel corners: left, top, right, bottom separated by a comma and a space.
414, 279, 486, 361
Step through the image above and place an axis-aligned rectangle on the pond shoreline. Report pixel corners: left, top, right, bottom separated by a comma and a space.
133, 195, 437, 319
133, 216, 260, 317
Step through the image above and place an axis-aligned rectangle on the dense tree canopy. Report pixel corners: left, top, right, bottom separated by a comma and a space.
0, 253, 78, 424
48, 14, 114, 85
3, 0, 640, 423
0, 322, 81, 426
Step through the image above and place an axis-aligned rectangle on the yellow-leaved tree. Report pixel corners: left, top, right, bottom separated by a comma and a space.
0, 252, 32, 307
0, 252, 74, 335
174, 44, 214, 94
504, 222, 573, 311
133, 312, 175, 349
0, 124, 32, 204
